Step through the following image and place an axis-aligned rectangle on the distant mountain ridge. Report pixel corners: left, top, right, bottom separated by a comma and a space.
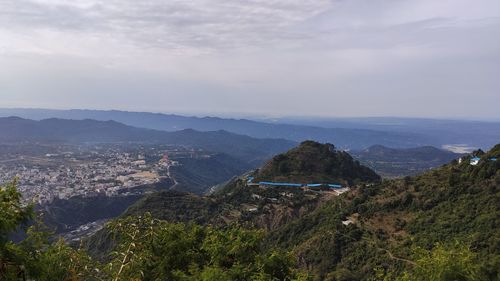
0, 108, 438, 149
0, 117, 295, 164
2, 108, 500, 150
272, 116, 500, 149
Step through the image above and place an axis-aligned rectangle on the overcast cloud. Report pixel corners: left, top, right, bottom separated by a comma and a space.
0, 0, 499, 119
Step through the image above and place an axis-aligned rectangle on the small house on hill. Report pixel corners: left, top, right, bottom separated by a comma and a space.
470, 157, 480, 166
342, 219, 354, 226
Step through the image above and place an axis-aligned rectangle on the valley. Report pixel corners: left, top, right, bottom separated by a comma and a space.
0, 117, 498, 281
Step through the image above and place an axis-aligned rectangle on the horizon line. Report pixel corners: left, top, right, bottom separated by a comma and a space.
0, 106, 499, 123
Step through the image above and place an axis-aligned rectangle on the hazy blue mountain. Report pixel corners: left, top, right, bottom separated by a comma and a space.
352, 145, 463, 177
270, 116, 500, 150
0, 117, 295, 163
3, 108, 499, 150
0, 108, 434, 149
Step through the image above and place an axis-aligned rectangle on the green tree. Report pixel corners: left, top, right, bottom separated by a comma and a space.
0, 179, 97, 281
396, 242, 485, 281
0, 179, 33, 244
105, 213, 307, 281
1, 179, 34, 279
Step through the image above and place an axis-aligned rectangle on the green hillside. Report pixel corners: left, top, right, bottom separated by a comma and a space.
267, 144, 500, 280
120, 142, 500, 280
124, 141, 381, 230
1, 142, 498, 280
255, 141, 380, 184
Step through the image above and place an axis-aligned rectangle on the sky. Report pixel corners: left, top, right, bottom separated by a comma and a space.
0, 0, 499, 119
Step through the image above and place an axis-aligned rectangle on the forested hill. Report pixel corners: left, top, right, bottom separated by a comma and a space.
95, 141, 383, 246
255, 141, 381, 185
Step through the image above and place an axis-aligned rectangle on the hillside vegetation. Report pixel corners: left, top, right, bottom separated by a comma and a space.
85, 142, 381, 260
1, 142, 498, 280
123, 142, 380, 229
122, 142, 500, 280
1, 181, 307, 280
266, 144, 500, 280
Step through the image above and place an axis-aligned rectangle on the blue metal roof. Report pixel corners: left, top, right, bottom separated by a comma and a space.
257, 181, 343, 189
258, 182, 303, 187
471, 157, 481, 161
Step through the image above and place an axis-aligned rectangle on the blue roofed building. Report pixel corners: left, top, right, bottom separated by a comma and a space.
258, 182, 303, 187
470, 157, 480, 165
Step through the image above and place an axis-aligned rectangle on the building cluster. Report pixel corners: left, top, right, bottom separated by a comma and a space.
0, 145, 183, 205
246, 176, 350, 195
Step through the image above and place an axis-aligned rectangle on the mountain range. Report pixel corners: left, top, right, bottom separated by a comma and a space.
0, 116, 295, 164
4, 108, 500, 149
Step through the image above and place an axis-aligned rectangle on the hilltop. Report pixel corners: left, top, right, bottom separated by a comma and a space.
126, 140, 381, 225
254, 141, 380, 185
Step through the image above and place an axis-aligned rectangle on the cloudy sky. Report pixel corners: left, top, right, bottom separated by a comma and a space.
0, 0, 499, 119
